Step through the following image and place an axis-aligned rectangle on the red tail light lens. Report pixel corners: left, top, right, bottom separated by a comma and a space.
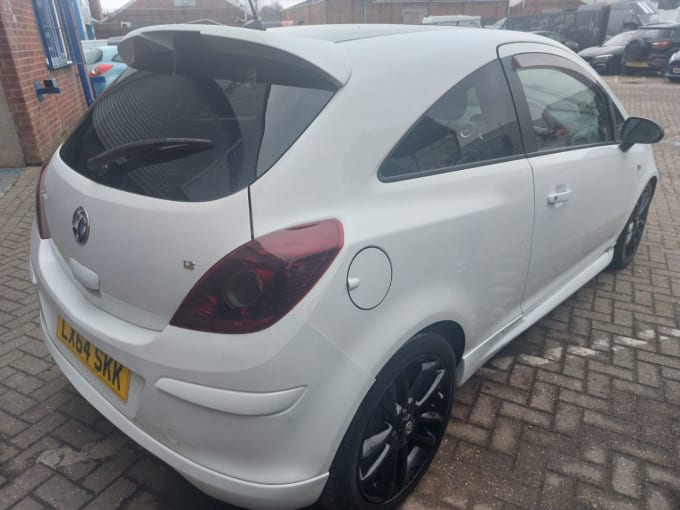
89, 64, 114, 77
36, 163, 50, 239
171, 219, 344, 334
651, 40, 671, 50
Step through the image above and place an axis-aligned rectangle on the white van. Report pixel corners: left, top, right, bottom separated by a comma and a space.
421, 15, 482, 27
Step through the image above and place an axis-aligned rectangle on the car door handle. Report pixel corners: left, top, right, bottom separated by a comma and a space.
547, 188, 572, 206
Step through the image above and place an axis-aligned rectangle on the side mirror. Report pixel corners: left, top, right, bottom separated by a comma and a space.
620, 116, 664, 152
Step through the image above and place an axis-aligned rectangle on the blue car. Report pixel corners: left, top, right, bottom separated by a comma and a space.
667, 50, 680, 82
85, 46, 127, 97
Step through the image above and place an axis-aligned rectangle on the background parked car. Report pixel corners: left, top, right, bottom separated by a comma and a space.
84, 45, 127, 97
422, 15, 482, 27
622, 23, 680, 75
667, 49, 680, 81
532, 30, 580, 51
578, 31, 636, 74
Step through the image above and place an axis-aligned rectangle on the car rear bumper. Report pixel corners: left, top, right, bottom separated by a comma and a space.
31, 223, 372, 509
624, 55, 670, 72
41, 317, 329, 509
666, 63, 680, 79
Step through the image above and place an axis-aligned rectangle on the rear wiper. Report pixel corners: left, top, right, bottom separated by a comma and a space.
86, 138, 214, 175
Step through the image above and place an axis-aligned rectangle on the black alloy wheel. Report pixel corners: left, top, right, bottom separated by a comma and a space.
358, 354, 451, 504
609, 181, 654, 270
320, 333, 455, 510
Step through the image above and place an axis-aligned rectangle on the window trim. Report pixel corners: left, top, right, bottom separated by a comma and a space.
378, 153, 528, 183
377, 59, 526, 183
502, 52, 618, 156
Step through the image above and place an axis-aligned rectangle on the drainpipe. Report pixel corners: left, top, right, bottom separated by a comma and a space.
57, 0, 94, 106
363, 0, 367, 22
71, 0, 86, 39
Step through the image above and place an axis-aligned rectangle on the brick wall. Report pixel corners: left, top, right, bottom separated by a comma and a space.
0, 0, 88, 165
285, 0, 508, 26
89, 0, 104, 20
510, 0, 582, 16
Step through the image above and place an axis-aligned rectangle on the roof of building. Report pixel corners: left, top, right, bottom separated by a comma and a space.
104, 0, 241, 20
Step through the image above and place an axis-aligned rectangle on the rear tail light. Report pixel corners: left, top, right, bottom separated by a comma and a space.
651, 40, 672, 50
171, 219, 344, 334
89, 64, 114, 77
36, 162, 50, 239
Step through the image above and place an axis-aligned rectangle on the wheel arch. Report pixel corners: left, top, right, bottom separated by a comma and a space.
649, 175, 657, 192
420, 320, 465, 367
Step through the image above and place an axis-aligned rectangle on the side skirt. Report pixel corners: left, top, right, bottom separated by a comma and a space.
455, 247, 614, 386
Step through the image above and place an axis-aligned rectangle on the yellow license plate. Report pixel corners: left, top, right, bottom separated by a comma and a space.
628, 61, 648, 68
56, 316, 131, 402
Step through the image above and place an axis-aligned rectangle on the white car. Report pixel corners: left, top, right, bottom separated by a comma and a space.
31, 24, 663, 510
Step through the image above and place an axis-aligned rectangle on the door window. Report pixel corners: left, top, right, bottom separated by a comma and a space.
379, 60, 523, 180
514, 57, 612, 152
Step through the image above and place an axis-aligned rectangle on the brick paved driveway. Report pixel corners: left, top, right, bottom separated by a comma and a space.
1, 77, 679, 510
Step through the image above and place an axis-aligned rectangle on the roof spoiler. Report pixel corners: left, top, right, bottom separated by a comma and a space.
118, 25, 351, 90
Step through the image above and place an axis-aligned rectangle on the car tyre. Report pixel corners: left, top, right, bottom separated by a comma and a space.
320, 332, 456, 510
614, 56, 623, 75
608, 181, 655, 271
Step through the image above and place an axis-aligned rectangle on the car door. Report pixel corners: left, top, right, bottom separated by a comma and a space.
499, 44, 636, 314
374, 59, 535, 355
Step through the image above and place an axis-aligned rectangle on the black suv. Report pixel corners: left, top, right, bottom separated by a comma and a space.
622, 23, 680, 75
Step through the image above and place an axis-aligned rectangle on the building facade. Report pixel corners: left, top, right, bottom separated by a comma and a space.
283, 0, 509, 26
0, 0, 89, 167
96, 0, 244, 38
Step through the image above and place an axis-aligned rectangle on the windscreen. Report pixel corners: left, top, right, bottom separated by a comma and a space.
60, 69, 334, 202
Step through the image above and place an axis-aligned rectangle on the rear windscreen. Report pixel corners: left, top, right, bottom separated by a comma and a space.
636, 29, 662, 39
60, 70, 334, 202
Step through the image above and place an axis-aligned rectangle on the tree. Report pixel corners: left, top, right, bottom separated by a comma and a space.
260, 2, 283, 22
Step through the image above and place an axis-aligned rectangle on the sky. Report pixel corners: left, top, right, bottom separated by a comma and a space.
100, 0, 300, 12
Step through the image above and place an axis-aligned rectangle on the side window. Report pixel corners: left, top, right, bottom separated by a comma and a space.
514, 60, 612, 152
378, 61, 523, 180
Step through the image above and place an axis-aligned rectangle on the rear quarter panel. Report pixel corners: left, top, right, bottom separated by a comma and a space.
250, 33, 534, 378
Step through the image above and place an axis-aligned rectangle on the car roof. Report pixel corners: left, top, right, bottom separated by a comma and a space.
640, 22, 680, 28
275, 24, 555, 46
270, 24, 451, 42
120, 24, 563, 88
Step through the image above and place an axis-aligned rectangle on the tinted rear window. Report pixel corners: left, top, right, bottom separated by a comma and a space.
60, 70, 333, 202
635, 29, 662, 39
